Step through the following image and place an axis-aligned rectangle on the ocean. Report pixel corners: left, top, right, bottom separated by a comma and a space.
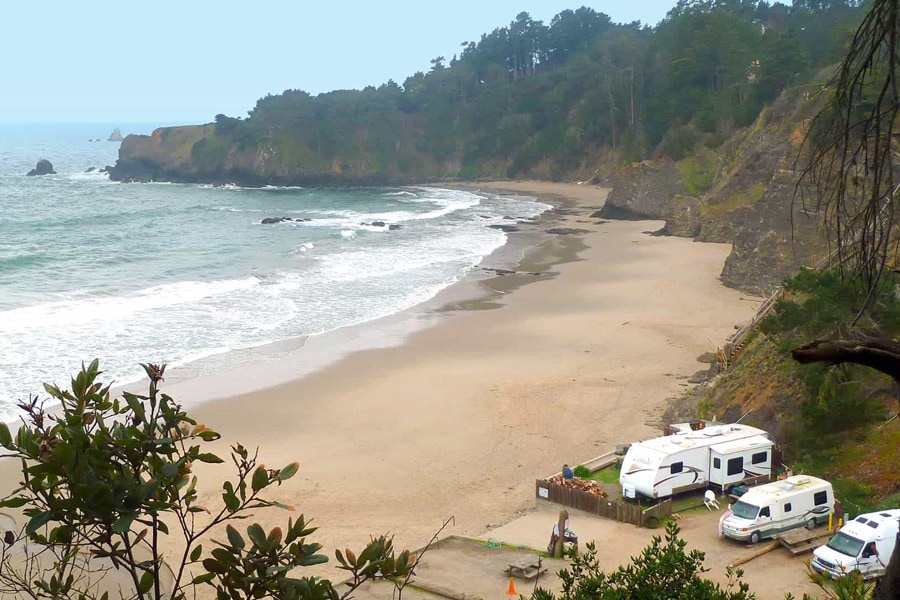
0, 123, 549, 421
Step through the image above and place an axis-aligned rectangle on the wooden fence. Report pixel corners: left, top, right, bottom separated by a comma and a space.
535, 479, 672, 528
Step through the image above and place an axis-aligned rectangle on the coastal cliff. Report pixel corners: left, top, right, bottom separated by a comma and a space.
601, 87, 829, 295
110, 124, 429, 186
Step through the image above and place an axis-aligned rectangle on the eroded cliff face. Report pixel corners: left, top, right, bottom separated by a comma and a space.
602, 88, 829, 295
109, 124, 451, 186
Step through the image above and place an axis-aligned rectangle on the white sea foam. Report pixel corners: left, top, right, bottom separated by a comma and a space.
0, 152, 550, 417
0, 277, 260, 332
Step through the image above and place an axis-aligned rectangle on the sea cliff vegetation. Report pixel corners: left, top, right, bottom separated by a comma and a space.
110, 0, 865, 187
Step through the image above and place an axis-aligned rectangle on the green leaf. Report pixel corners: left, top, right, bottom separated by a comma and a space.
0, 423, 11, 448
223, 490, 240, 513
138, 571, 154, 594
279, 462, 300, 480
198, 430, 220, 441
202, 558, 226, 574
111, 515, 133, 534
161, 463, 179, 479
195, 453, 224, 464
190, 544, 203, 562
192, 572, 216, 585
123, 393, 147, 424
226, 525, 245, 550
247, 523, 266, 547
251, 467, 268, 492
26, 511, 52, 535
0, 496, 29, 509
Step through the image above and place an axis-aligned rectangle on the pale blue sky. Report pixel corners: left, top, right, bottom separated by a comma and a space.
1, 1, 676, 124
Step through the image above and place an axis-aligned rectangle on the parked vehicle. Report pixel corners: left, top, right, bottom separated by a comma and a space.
811, 509, 900, 579
619, 423, 773, 499
722, 475, 833, 544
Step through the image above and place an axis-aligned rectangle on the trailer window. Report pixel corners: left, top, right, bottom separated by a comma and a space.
784, 503, 792, 513
713, 458, 721, 469
670, 462, 683, 474
814, 491, 828, 506
751, 452, 767, 465
727, 457, 743, 476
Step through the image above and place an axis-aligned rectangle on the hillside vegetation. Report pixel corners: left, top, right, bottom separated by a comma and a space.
692, 268, 900, 514
109, 1, 864, 186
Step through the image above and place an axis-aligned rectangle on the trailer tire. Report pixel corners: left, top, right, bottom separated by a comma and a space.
749, 531, 760, 544
805, 518, 817, 530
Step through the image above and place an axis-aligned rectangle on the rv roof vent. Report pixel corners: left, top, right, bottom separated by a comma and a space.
867, 521, 879, 529
881, 513, 893, 518
856, 517, 869, 524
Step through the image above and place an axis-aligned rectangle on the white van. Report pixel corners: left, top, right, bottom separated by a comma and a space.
722, 475, 833, 544
811, 509, 900, 579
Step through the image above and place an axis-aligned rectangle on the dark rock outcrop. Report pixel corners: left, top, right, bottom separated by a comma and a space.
488, 224, 520, 233
26, 159, 56, 176
260, 217, 310, 225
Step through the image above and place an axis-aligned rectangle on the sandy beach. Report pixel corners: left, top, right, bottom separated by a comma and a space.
179, 182, 757, 577
0, 181, 769, 594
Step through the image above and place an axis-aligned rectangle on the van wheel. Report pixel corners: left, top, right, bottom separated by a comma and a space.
805, 518, 817, 530
749, 531, 760, 544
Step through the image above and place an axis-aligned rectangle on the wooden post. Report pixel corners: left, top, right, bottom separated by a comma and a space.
552, 510, 569, 558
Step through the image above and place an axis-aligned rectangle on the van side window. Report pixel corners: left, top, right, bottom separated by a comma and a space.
751, 452, 767, 465
784, 503, 792, 513
727, 457, 743, 476
759, 507, 770, 518
713, 458, 721, 469
670, 462, 683, 474
814, 491, 828, 506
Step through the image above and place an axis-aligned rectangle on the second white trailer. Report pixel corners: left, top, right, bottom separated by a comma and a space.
619, 423, 774, 499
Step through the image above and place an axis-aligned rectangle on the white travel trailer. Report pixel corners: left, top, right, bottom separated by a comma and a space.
722, 475, 833, 544
619, 423, 773, 499
811, 509, 900, 580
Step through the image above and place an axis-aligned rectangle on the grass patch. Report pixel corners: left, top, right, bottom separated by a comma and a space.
677, 151, 717, 195
701, 182, 766, 217
580, 464, 621, 484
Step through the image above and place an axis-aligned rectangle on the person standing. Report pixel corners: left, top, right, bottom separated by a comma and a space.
562, 464, 574, 479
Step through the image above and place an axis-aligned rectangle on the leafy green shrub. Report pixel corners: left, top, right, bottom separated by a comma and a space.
532, 522, 753, 600
573, 465, 592, 479
0, 361, 415, 600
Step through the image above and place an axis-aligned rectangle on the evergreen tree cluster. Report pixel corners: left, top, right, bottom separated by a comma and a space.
208, 1, 865, 180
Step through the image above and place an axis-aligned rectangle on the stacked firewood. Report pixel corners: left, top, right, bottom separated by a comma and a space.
547, 475, 608, 498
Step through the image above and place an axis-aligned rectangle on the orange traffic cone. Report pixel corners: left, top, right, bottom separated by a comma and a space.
507, 577, 517, 596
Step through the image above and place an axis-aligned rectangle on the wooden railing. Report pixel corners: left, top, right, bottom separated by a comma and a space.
719, 287, 784, 370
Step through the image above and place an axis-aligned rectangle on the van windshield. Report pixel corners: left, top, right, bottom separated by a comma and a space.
826, 532, 865, 558
731, 500, 759, 520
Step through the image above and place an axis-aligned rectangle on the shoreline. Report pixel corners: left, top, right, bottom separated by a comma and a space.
0, 181, 760, 593
137, 184, 564, 408
182, 181, 756, 582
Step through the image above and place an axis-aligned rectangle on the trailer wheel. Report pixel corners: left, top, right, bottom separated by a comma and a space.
805, 518, 817, 530
749, 531, 760, 544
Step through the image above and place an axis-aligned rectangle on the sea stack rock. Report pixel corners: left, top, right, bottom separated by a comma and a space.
108, 128, 124, 142
26, 159, 56, 176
